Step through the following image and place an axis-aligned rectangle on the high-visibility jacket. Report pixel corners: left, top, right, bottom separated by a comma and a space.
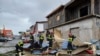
68, 38, 73, 42
39, 35, 44, 40
30, 35, 34, 40
17, 40, 23, 47
47, 35, 53, 40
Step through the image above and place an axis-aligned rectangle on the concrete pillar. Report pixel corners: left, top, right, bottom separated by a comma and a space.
91, 0, 95, 15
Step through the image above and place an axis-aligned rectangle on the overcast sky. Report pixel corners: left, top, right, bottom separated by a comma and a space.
0, 0, 70, 35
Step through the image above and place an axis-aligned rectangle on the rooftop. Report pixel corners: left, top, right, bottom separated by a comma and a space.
46, 5, 64, 18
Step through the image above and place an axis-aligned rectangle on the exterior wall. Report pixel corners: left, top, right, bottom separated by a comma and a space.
44, 22, 48, 30
56, 18, 95, 42
93, 17, 100, 40
37, 24, 44, 32
47, 0, 100, 43
30, 26, 34, 33
2, 30, 13, 38
48, 9, 65, 28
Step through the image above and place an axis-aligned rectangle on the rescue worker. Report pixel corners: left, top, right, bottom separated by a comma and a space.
47, 33, 53, 49
15, 40, 24, 56
29, 41, 41, 54
67, 32, 76, 54
30, 33, 34, 45
39, 33, 44, 48
29, 33, 34, 53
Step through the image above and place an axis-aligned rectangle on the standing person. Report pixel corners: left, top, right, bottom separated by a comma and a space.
67, 32, 76, 54
29, 33, 34, 52
30, 33, 34, 45
39, 33, 44, 48
47, 32, 53, 49
46, 30, 50, 37
15, 40, 24, 56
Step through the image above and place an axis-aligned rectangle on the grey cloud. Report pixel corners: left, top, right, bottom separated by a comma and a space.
0, 0, 70, 34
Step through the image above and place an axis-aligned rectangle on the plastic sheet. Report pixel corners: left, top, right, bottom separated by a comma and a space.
61, 40, 68, 49
32, 50, 42, 55
42, 41, 49, 48
23, 43, 31, 48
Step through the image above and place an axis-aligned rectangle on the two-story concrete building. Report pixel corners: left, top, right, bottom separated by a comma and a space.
46, 0, 100, 44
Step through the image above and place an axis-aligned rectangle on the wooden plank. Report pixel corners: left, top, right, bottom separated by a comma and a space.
72, 47, 88, 54
72, 37, 84, 46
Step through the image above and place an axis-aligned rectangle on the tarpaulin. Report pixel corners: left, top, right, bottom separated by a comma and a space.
61, 40, 68, 49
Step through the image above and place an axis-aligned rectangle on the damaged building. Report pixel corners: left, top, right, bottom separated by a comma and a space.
46, 0, 100, 45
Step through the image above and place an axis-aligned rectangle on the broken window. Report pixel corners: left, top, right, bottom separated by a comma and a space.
80, 6, 88, 17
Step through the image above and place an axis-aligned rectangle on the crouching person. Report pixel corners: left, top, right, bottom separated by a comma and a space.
15, 40, 24, 56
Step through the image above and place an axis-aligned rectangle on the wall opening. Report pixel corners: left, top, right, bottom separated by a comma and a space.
80, 6, 88, 17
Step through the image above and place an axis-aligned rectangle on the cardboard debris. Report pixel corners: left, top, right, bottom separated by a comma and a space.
72, 37, 93, 47
72, 47, 89, 54
91, 45, 96, 54
52, 41, 60, 50
72, 44, 96, 54
72, 37, 84, 46
56, 50, 68, 56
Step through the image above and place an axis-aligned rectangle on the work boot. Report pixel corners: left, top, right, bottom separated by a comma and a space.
15, 53, 19, 56
30, 49, 33, 54
30, 50, 33, 54
67, 50, 72, 55
67, 51, 70, 54
69, 51, 72, 54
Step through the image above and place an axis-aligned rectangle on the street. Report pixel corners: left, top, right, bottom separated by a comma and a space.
0, 39, 19, 54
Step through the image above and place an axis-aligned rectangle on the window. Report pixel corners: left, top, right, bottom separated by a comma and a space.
56, 15, 60, 21
80, 6, 88, 17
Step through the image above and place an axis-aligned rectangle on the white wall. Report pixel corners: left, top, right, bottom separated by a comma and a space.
37, 24, 44, 31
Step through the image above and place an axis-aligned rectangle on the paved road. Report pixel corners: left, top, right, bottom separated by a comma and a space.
0, 39, 20, 54
0, 39, 20, 47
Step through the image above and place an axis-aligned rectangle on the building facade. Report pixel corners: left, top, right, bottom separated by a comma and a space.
46, 0, 100, 43
30, 21, 48, 34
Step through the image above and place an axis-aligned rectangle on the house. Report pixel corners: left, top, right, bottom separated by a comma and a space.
46, 0, 100, 45
2, 29, 13, 38
30, 21, 48, 41
30, 21, 48, 34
